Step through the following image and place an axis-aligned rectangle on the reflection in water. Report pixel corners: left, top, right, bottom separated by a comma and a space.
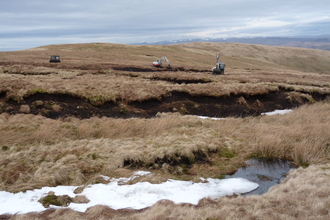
226, 158, 298, 195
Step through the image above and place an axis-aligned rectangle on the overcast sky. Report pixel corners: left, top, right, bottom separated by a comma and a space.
1, 0, 330, 51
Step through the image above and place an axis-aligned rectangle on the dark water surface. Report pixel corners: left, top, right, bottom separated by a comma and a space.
226, 158, 299, 195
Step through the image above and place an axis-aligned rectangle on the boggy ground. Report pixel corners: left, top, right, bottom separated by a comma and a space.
1, 42, 330, 219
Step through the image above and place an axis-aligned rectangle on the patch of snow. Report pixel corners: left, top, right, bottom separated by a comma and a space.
100, 175, 110, 181
197, 116, 225, 120
0, 186, 77, 215
0, 172, 258, 215
261, 109, 293, 116
132, 171, 151, 176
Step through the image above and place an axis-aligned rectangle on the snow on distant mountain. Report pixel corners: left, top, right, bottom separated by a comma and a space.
134, 36, 330, 51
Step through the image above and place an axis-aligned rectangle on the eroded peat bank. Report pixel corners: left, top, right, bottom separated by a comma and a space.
1, 74, 328, 120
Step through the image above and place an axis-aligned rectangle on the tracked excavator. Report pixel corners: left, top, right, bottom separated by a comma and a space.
152, 56, 171, 69
49, 55, 61, 63
212, 53, 225, 74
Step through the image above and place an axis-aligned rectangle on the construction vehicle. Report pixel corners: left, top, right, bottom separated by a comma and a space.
49, 55, 61, 63
212, 53, 225, 74
152, 56, 171, 69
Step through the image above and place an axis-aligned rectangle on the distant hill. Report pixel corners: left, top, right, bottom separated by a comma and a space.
135, 36, 330, 51
1, 42, 330, 74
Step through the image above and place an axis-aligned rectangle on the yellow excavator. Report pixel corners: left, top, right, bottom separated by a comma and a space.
152, 56, 171, 69
212, 53, 225, 74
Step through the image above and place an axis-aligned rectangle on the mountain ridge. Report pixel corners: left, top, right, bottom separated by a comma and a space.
134, 36, 330, 51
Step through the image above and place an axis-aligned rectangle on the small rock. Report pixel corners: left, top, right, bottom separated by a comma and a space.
52, 104, 61, 112
74, 186, 85, 194
72, 195, 90, 204
34, 100, 44, 107
237, 96, 248, 107
254, 99, 263, 108
38, 194, 73, 208
19, 105, 30, 113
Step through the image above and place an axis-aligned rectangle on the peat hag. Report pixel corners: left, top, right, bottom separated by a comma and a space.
112, 66, 209, 73
148, 77, 213, 84
0, 88, 328, 119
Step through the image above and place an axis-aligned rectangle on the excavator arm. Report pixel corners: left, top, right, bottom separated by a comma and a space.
162, 57, 170, 67
216, 53, 220, 63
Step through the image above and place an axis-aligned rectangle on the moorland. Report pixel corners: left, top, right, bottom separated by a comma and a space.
0, 42, 330, 219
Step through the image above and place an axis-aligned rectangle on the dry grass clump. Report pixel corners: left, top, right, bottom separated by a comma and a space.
250, 102, 330, 165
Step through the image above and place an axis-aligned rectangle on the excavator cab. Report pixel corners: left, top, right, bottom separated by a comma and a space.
49, 55, 61, 63
212, 53, 225, 74
213, 63, 226, 74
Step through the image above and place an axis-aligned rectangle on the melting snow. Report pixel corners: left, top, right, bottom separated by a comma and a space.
0, 171, 258, 215
198, 109, 292, 120
261, 109, 293, 116
197, 116, 225, 120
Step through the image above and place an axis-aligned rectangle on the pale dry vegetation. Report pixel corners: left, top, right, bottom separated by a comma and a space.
1, 42, 330, 104
1, 42, 330, 219
0, 66, 329, 107
1, 102, 330, 193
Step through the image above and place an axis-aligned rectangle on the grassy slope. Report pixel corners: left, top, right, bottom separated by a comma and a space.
176, 42, 330, 73
1, 42, 330, 72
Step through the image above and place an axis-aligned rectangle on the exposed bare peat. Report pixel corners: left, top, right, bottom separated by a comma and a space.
0, 87, 327, 119
148, 76, 213, 84
112, 65, 209, 73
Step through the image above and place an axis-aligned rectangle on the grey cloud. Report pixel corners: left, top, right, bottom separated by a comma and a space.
1, 0, 329, 51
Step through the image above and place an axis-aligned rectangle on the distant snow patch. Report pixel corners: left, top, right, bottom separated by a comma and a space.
261, 109, 293, 116
197, 116, 225, 120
